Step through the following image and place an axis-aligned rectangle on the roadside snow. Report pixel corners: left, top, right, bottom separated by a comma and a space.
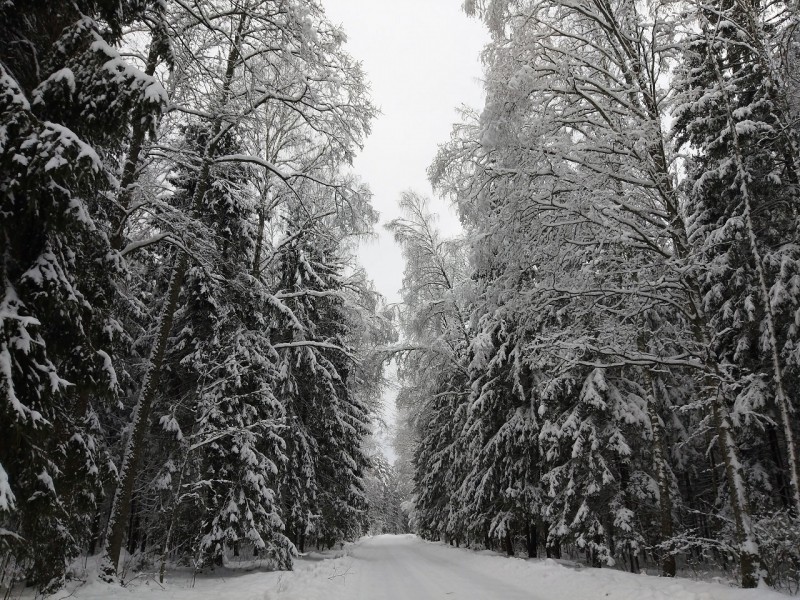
36, 535, 785, 600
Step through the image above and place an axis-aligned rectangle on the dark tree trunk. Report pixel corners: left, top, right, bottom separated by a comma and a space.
104, 253, 188, 571
549, 539, 561, 560
767, 423, 791, 510
526, 522, 537, 558
126, 497, 139, 556
88, 508, 104, 556
251, 194, 267, 279
505, 530, 514, 556
629, 551, 640, 574
111, 43, 161, 250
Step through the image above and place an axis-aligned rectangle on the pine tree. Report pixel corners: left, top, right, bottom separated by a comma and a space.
674, 0, 800, 518
541, 369, 650, 567
157, 124, 292, 567
457, 315, 542, 555
0, 0, 166, 589
272, 225, 374, 549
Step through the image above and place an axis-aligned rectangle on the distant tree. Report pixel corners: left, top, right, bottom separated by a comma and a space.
387, 192, 474, 544
364, 454, 412, 535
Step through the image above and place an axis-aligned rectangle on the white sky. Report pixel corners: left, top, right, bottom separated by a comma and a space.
322, 0, 488, 304
321, 0, 488, 461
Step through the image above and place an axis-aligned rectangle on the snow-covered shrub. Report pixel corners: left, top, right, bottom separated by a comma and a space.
754, 512, 800, 594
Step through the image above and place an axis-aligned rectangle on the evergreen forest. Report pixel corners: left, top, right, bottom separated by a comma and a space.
2, 0, 800, 594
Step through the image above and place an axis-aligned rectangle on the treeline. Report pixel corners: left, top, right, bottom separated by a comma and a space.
363, 452, 412, 536
394, 0, 800, 591
0, 0, 389, 592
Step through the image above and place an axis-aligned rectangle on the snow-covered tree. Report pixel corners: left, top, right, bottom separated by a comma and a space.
674, 0, 800, 518
387, 192, 474, 544
102, 0, 376, 573
0, 0, 166, 590
410, 0, 800, 585
364, 454, 411, 535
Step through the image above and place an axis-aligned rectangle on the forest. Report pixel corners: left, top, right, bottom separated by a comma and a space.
1, 0, 799, 595
0, 0, 398, 592
392, 0, 800, 592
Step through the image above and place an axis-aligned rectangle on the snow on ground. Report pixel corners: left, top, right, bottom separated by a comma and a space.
35, 535, 786, 600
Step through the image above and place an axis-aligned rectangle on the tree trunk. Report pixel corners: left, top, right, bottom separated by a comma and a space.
251, 185, 270, 279
111, 42, 161, 250
504, 530, 514, 557
526, 522, 537, 558
767, 424, 791, 509
683, 267, 763, 587
711, 388, 761, 588
682, 472, 704, 563
104, 252, 188, 570
126, 496, 139, 556
591, 547, 602, 569
548, 538, 561, 560
87, 508, 103, 556
251, 203, 267, 279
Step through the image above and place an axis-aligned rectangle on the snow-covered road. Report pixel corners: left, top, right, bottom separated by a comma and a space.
47, 534, 786, 600
274, 535, 784, 600
317, 534, 534, 599
272, 535, 784, 600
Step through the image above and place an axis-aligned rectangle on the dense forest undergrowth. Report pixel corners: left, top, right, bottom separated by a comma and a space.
2, 0, 800, 595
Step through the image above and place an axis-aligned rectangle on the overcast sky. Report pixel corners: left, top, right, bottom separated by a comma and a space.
322, 0, 488, 305
321, 0, 488, 460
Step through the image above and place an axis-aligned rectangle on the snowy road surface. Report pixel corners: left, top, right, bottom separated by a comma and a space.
274, 535, 781, 600
49, 534, 785, 600
303, 534, 534, 599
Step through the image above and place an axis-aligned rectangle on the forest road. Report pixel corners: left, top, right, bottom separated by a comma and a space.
328, 535, 540, 600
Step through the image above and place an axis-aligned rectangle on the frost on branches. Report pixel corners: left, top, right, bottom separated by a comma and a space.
0, 0, 388, 593
396, 0, 800, 591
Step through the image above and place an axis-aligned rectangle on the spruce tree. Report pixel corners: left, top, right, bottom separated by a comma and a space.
675, 0, 800, 518
0, 0, 165, 589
